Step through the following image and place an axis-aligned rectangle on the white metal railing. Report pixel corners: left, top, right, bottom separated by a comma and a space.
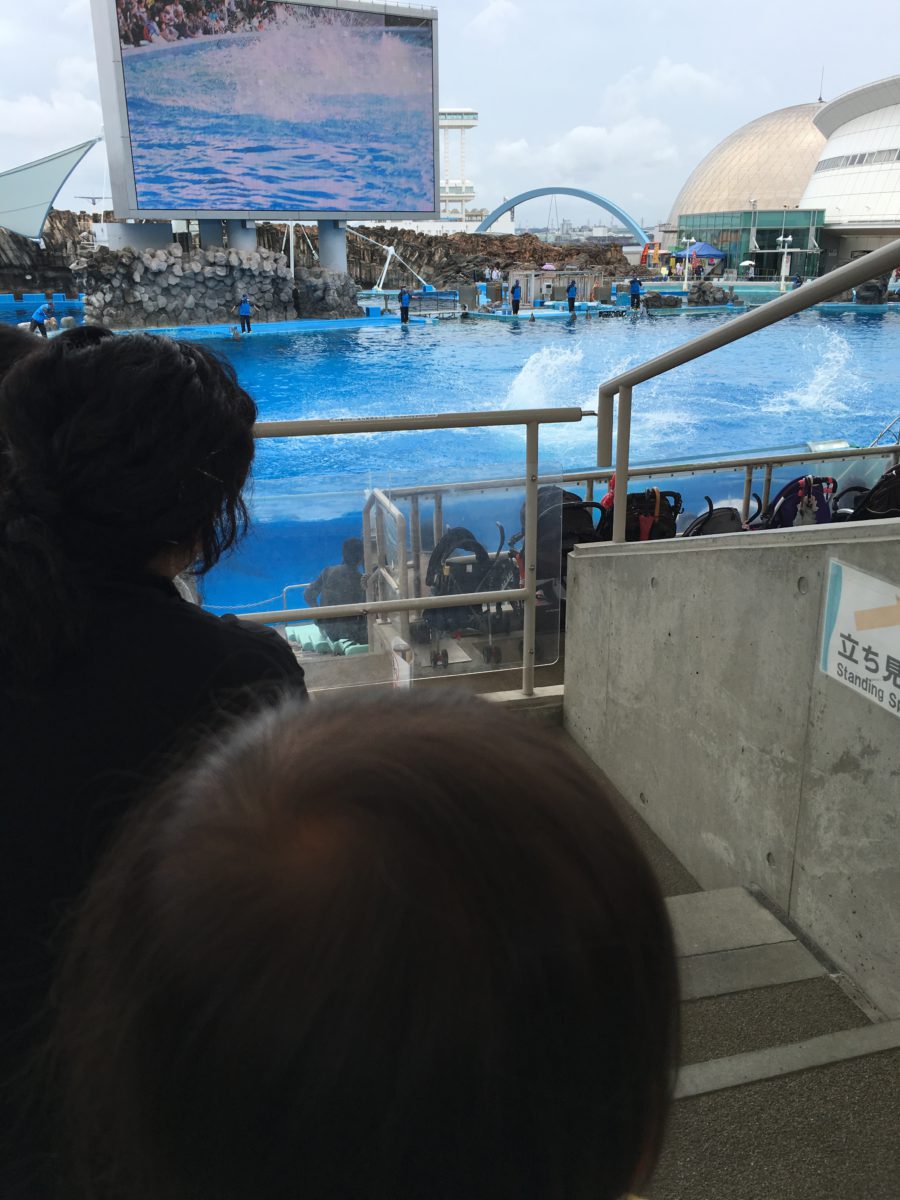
870, 414, 900, 447
243, 407, 584, 696
382, 443, 897, 528
597, 235, 900, 541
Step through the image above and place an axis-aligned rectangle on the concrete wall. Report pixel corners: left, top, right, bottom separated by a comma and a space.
564, 520, 900, 1016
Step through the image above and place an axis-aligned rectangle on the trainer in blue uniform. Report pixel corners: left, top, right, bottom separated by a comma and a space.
398, 286, 411, 324
510, 279, 522, 316
566, 279, 577, 314
629, 277, 643, 310
234, 294, 254, 333
29, 301, 54, 338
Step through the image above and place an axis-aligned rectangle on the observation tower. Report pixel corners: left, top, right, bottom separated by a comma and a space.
439, 108, 478, 220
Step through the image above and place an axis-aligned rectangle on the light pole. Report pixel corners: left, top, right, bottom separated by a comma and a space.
777, 206, 792, 292
681, 236, 696, 292
776, 208, 791, 292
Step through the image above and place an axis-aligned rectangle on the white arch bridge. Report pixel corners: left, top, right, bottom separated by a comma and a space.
474, 187, 649, 245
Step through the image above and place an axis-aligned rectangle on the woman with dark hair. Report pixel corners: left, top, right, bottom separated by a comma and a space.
0, 332, 306, 1196
54, 692, 678, 1200
0, 322, 45, 379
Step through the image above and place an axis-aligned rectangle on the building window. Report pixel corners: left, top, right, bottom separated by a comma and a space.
815, 148, 900, 172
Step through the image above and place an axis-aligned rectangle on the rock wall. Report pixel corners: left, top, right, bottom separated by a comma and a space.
255, 223, 633, 290
686, 281, 744, 307
71, 243, 360, 328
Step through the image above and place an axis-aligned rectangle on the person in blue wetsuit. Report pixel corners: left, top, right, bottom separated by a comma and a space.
233, 294, 254, 333
29, 300, 54, 338
510, 279, 522, 315
398, 286, 411, 324
566, 279, 577, 314
629, 277, 643, 310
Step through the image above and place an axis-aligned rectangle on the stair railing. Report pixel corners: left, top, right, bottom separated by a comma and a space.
597, 235, 900, 542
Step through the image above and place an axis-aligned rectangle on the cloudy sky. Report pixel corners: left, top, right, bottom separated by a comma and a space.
5, 0, 900, 227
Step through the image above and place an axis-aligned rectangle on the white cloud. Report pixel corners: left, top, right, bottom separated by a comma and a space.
56, 54, 100, 95
492, 116, 676, 180
465, 0, 519, 42
0, 91, 102, 163
646, 57, 723, 96
60, 0, 92, 23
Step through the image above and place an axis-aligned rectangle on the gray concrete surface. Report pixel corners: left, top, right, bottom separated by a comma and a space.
680, 940, 824, 1001
564, 520, 900, 1016
543, 726, 699, 897
650, 1049, 900, 1200
679, 976, 869, 1065
666, 887, 794, 957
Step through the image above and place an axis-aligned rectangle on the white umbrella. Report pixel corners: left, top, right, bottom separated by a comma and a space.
739, 260, 755, 267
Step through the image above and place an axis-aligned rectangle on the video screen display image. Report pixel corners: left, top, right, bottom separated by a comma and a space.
113, 1, 436, 213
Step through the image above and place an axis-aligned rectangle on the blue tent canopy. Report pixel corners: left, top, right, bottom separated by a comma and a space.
674, 241, 726, 259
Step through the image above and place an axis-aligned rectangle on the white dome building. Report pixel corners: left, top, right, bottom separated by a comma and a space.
668, 103, 826, 224
800, 76, 900, 256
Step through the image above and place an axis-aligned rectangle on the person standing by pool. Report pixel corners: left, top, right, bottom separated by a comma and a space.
304, 537, 367, 644
29, 300, 54, 338
629, 276, 643, 311
566, 279, 577, 314
510, 279, 522, 316
398, 285, 411, 324
233, 293, 254, 333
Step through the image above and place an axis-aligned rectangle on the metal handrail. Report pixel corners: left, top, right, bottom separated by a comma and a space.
379, 443, 896, 501
870, 414, 900, 446
244, 406, 583, 697
597, 235, 900, 541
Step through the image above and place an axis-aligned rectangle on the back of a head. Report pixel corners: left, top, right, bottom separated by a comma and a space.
56, 692, 678, 1200
340, 535, 364, 567
0, 333, 256, 682
0, 323, 44, 381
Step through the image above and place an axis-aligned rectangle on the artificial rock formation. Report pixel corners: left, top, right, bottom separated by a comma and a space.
256, 223, 634, 290
71, 242, 360, 328
642, 291, 683, 308
686, 281, 744, 307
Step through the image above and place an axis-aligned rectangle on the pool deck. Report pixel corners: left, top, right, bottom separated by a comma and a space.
134, 314, 427, 338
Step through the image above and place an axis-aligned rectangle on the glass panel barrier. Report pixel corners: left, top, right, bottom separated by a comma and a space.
598, 450, 895, 530
200, 463, 563, 692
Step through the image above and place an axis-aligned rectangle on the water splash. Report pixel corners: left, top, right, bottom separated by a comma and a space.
763, 327, 852, 414
502, 345, 589, 410
134, 13, 433, 124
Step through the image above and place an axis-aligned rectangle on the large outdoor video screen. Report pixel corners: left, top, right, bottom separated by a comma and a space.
93, 1, 438, 218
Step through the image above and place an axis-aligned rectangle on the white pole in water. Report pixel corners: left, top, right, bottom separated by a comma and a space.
681, 237, 695, 292
778, 234, 792, 293
289, 221, 295, 277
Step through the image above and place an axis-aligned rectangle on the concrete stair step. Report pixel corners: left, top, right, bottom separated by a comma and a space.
679, 976, 872, 1066
649, 1046, 900, 1200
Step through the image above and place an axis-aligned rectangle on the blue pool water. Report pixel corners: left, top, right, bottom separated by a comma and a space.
197, 308, 898, 610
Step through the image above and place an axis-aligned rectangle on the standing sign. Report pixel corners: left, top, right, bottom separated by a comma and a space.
821, 560, 900, 719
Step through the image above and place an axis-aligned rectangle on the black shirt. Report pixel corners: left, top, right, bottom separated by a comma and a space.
0, 573, 307, 1195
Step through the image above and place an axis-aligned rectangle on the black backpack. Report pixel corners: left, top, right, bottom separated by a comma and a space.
596, 487, 682, 542
760, 476, 835, 529
682, 494, 761, 536
838, 463, 900, 522
514, 486, 604, 581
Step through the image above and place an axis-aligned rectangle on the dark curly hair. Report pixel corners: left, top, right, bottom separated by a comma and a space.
0, 332, 256, 682
0, 323, 45, 379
